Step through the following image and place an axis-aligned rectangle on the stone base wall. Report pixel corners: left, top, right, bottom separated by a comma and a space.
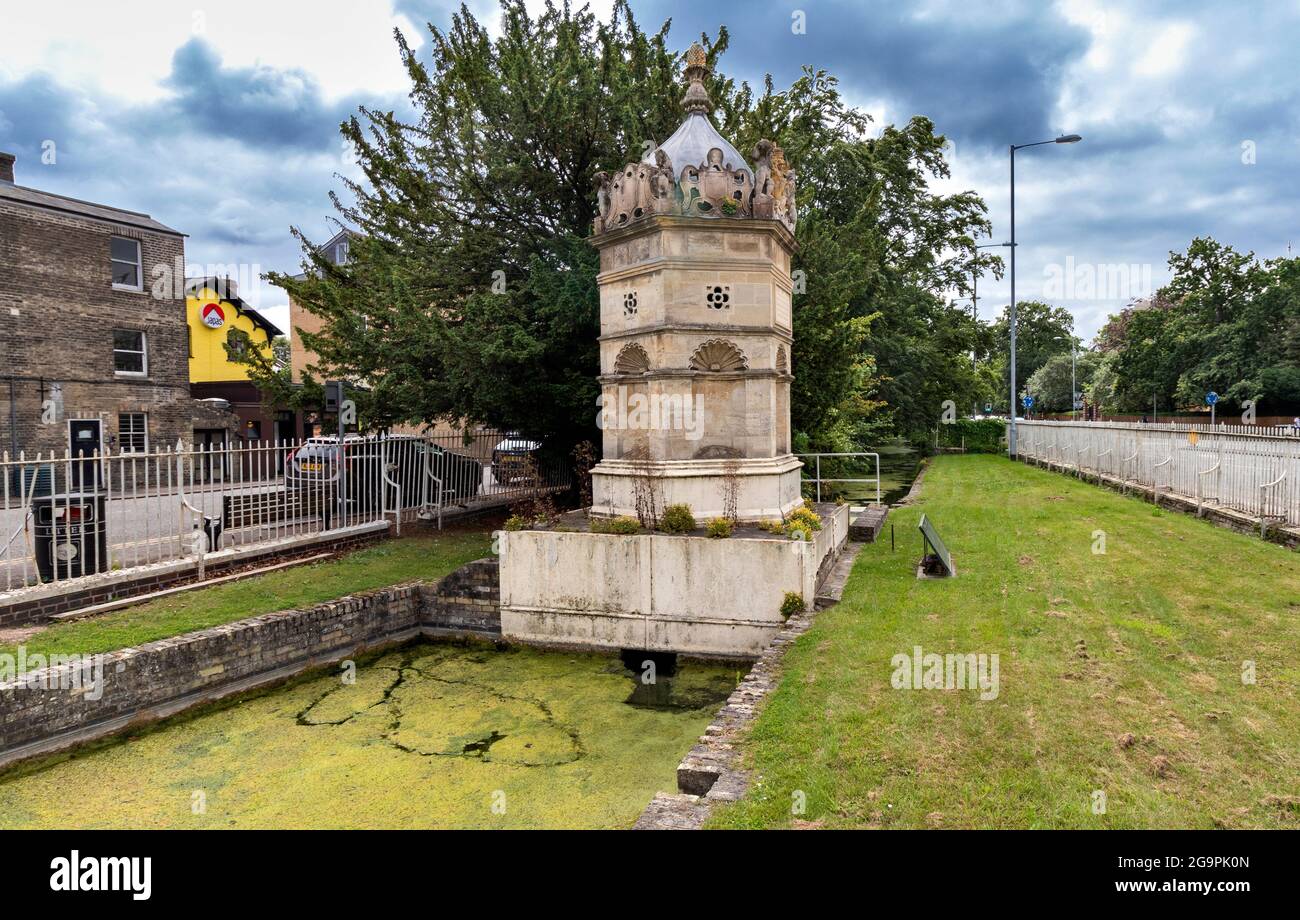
0, 557, 501, 769
499, 504, 848, 658
590, 454, 804, 520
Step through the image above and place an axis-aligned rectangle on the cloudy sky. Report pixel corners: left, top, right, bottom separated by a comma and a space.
2, 0, 1297, 341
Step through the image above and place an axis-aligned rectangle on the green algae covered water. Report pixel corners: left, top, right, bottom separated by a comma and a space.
0, 643, 741, 829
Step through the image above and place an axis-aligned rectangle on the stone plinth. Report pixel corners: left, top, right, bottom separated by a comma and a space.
498, 504, 848, 658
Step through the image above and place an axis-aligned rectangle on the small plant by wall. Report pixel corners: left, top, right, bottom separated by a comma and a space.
592, 516, 641, 535
503, 515, 530, 531
779, 591, 805, 619
660, 504, 697, 534
705, 517, 733, 538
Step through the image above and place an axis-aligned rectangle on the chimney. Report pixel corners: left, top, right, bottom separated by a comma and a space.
0, 152, 14, 184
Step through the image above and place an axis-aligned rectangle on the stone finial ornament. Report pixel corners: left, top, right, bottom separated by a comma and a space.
681, 43, 712, 115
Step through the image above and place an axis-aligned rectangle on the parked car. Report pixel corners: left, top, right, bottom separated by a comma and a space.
384, 435, 482, 506
285, 435, 481, 510
491, 435, 543, 486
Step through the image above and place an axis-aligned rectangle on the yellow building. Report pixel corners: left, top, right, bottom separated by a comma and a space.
185, 277, 299, 445
186, 277, 281, 383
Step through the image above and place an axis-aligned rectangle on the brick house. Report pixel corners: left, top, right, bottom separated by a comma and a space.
0, 151, 194, 461
287, 227, 354, 386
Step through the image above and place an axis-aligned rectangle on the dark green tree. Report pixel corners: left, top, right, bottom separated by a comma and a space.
256, 0, 998, 455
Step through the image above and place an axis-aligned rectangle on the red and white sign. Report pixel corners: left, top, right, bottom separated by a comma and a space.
201, 302, 225, 329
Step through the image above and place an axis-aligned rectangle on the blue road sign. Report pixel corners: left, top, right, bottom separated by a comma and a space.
1022, 395, 1034, 409
1206, 391, 1219, 406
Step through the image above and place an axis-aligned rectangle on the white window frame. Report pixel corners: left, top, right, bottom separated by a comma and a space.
117, 412, 149, 453
110, 236, 143, 292
335, 239, 349, 264
113, 329, 149, 377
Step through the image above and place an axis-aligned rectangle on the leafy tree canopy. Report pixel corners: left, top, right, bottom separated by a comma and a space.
257, 0, 997, 453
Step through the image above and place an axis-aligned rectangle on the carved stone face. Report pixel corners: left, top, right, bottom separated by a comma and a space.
706, 147, 724, 169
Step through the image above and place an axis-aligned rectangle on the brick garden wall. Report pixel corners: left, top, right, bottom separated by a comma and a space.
0, 558, 500, 767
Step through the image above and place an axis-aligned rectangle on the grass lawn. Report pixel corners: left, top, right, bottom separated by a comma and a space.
709, 454, 1300, 829
0, 528, 494, 660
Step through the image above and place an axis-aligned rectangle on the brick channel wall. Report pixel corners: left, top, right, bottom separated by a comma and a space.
0, 526, 390, 628
0, 557, 501, 767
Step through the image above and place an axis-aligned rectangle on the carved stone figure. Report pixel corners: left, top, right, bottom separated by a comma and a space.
780, 168, 798, 229
652, 148, 676, 213
751, 139, 776, 218
593, 171, 612, 233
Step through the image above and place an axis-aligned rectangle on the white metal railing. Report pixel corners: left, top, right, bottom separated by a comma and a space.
0, 429, 568, 595
1016, 420, 1300, 532
796, 452, 882, 504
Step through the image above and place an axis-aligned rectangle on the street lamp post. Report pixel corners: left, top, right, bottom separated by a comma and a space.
1008, 133, 1081, 458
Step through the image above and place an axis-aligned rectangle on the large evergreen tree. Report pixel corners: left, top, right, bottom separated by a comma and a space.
260, 0, 997, 453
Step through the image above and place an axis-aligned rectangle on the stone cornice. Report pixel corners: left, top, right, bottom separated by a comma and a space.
588, 213, 798, 253
600, 322, 793, 343
596, 257, 795, 293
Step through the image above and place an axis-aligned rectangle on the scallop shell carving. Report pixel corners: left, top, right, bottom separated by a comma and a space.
613, 342, 651, 375
689, 339, 748, 372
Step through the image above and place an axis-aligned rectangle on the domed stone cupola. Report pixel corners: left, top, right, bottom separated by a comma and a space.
588, 44, 803, 520
594, 43, 796, 232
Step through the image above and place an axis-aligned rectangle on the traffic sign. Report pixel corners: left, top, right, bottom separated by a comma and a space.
1022, 395, 1034, 409
1206, 391, 1219, 406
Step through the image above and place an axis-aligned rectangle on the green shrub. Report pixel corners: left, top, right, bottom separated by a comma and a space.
784, 522, 813, 541
592, 515, 641, 535
779, 591, 806, 619
787, 505, 822, 532
938, 417, 1007, 454
705, 517, 733, 538
660, 503, 697, 534
503, 514, 530, 531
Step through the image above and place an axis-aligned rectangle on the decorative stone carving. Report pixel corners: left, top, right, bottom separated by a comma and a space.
613, 342, 651, 375
591, 43, 798, 234
775, 345, 789, 374
652, 148, 677, 214
607, 162, 655, 229
690, 339, 747, 372
681, 148, 752, 217
779, 168, 797, 230
704, 284, 730, 309
593, 171, 612, 234
751, 139, 776, 219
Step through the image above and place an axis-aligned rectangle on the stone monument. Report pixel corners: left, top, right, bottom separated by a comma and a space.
588, 43, 803, 520
498, 45, 848, 659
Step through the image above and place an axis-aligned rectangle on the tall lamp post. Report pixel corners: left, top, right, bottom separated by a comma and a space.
1008, 133, 1082, 458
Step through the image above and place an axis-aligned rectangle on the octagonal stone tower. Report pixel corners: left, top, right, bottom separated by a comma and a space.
589, 44, 802, 520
